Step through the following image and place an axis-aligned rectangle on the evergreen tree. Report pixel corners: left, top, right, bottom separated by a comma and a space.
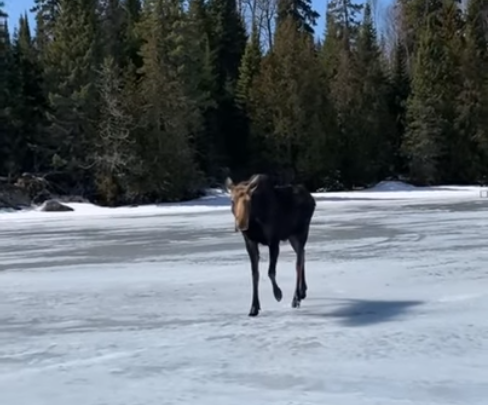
134, 0, 202, 201
250, 15, 336, 186
121, 0, 143, 69
42, 0, 100, 179
320, 0, 363, 187
206, 0, 248, 174
9, 14, 49, 173
388, 37, 410, 175
236, 24, 262, 110
31, 0, 60, 55
0, 6, 13, 175
402, 1, 461, 184
354, 2, 394, 182
277, 0, 320, 35
456, 0, 488, 181
325, 0, 363, 51
186, 0, 219, 176
100, 0, 125, 66
235, 24, 263, 172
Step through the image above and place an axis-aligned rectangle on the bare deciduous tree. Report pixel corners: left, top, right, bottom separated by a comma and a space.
92, 56, 137, 202
239, 0, 277, 50
381, 0, 401, 61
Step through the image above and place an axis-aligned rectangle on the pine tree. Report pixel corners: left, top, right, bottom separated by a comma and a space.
320, 0, 363, 187
100, 0, 125, 66
454, 0, 488, 181
206, 0, 248, 174
402, 1, 460, 184
0, 6, 13, 175
134, 0, 202, 201
9, 14, 49, 173
121, 0, 143, 69
42, 0, 100, 178
186, 0, 219, 177
236, 24, 262, 110
277, 0, 320, 36
388, 37, 410, 175
31, 0, 60, 55
354, 2, 394, 182
250, 15, 336, 186
325, 0, 363, 51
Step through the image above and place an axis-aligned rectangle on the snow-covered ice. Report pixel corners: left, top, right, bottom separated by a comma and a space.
1, 182, 488, 405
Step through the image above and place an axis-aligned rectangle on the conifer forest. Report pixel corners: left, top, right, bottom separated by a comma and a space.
1, 0, 488, 206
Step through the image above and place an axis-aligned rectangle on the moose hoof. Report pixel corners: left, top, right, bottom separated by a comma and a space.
248, 306, 260, 317
273, 287, 283, 302
291, 296, 301, 308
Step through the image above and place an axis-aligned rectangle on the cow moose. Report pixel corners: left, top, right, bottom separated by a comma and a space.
225, 174, 316, 316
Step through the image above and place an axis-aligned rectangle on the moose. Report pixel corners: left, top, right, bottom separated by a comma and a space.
225, 174, 316, 316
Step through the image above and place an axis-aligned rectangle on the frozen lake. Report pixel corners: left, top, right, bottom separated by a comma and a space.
1, 185, 488, 405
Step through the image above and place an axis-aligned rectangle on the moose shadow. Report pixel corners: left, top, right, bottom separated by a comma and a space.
301, 297, 424, 327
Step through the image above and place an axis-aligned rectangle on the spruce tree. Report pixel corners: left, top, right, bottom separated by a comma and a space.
134, 0, 202, 201
250, 14, 336, 186
277, 0, 320, 35
320, 0, 363, 187
121, 0, 143, 69
0, 6, 13, 175
9, 14, 49, 173
186, 0, 220, 177
236, 24, 262, 110
402, 1, 460, 184
206, 0, 247, 174
388, 37, 410, 175
31, 0, 60, 55
354, 2, 394, 182
100, 0, 125, 66
456, 0, 488, 181
42, 0, 100, 179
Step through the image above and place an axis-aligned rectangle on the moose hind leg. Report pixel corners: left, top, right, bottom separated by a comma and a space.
268, 242, 283, 302
290, 235, 307, 308
245, 238, 261, 316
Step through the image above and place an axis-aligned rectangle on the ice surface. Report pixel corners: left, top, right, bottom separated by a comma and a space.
1, 183, 488, 405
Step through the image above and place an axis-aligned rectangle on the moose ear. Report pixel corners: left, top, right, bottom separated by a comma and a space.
225, 177, 234, 192
247, 175, 260, 194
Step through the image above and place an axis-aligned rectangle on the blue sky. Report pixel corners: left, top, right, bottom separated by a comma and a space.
4, 0, 391, 34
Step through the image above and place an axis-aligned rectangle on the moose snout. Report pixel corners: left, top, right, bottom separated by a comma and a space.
235, 218, 249, 232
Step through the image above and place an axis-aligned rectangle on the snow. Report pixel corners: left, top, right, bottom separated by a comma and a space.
367, 180, 419, 192
1, 181, 488, 405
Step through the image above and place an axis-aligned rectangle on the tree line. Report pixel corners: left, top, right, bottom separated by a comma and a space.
0, 0, 487, 206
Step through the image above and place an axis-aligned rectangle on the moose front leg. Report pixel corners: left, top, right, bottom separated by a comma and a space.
245, 238, 261, 316
268, 242, 283, 302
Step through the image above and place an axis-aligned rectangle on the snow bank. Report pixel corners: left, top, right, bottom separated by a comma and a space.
0, 181, 483, 223
367, 180, 418, 192
0, 188, 231, 222
313, 181, 481, 202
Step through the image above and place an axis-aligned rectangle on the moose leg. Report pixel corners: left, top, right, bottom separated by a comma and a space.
245, 238, 261, 316
268, 242, 283, 302
290, 235, 307, 308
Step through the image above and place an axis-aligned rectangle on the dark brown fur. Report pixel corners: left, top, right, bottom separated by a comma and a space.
226, 174, 316, 316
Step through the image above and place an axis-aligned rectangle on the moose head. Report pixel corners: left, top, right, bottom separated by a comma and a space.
225, 175, 260, 232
